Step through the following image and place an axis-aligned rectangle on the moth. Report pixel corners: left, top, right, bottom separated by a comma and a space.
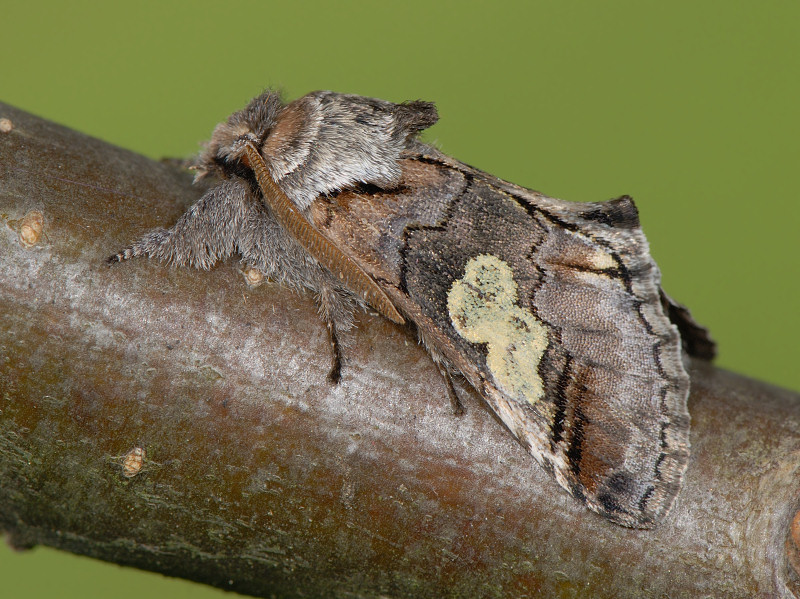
110, 89, 715, 527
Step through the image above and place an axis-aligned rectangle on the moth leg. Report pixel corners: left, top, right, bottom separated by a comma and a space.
438, 365, 465, 416
315, 282, 357, 384
325, 317, 343, 384
107, 180, 251, 270
417, 328, 465, 416
107, 227, 178, 264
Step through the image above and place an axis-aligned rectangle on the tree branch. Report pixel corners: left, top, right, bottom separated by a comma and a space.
1, 103, 798, 598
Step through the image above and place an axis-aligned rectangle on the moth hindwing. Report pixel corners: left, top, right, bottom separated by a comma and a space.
111, 89, 713, 528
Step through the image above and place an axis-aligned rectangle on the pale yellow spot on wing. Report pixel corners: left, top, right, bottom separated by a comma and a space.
574, 269, 613, 285
588, 249, 617, 270
447, 255, 548, 405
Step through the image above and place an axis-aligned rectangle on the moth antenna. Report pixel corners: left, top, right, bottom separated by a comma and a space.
241, 141, 405, 325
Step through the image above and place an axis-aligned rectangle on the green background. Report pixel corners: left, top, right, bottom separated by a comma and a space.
1, 1, 798, 596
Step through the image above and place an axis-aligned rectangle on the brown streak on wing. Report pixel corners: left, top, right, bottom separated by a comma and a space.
241, 142, 404, 325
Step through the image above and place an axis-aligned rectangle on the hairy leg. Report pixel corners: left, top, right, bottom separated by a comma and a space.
439, 365, 465, 416
418, 328, 466, 415
315, 282, 359, 383
108, 179, 255, 269
109, 176, 363, 384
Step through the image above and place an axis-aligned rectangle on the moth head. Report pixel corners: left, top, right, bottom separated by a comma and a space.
192, 89, 440, 210
193, 90, 285, 181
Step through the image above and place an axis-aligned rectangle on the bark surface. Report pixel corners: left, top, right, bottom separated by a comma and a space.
1, 103, 799, 598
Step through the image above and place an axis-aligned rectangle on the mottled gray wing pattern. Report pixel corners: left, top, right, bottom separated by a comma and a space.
312, 146, 692, 527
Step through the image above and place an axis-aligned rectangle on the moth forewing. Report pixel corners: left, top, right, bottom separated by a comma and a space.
310, 148, 693, 528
